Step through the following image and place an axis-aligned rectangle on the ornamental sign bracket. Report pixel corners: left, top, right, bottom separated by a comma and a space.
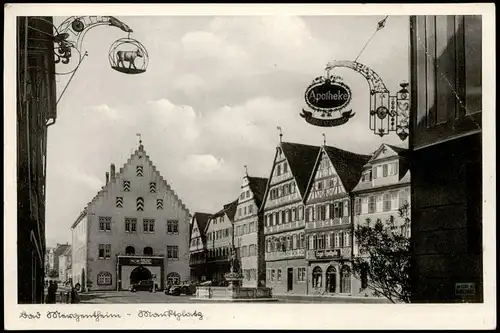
301, 61, 409, 141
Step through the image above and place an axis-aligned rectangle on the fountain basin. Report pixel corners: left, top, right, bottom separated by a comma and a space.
192, 286, 277, 302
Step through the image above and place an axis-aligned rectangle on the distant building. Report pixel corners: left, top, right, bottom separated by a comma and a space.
58, 246, 72, 283
51, 243, 70, 278
352, 143, 411, 296
45, 247, 55, 276
233, 171, 268, 287
189, 212, 212, 282
262, 142, 320, 295
303, 144, 371, 296
204, 200, 238, 283
409, 15, 483, 302
70, 142, 191, 291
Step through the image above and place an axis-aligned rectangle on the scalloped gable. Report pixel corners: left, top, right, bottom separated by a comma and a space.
86, 144, 190, 215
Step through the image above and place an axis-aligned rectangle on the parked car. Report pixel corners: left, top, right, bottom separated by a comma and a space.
130, 280, 154, 292
165, 281, 197, 296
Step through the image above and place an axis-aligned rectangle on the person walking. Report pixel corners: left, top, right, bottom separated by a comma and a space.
46, 281, 56, 304
70, 285, 81, 304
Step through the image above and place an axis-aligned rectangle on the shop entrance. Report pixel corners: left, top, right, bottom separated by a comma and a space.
130, 265, 152, 285
287, 268, 293, 292
326, 266, 337, 293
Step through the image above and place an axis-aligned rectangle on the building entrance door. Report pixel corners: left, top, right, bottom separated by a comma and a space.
326, 266, 337, 293
130, 265, 152, 285
287, 268, 293, 292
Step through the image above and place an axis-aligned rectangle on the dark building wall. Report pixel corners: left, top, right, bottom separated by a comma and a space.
409, 15, 483, 303
17, 16, 57, 304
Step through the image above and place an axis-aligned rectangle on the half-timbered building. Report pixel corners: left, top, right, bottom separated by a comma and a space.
189, 212, 212, 283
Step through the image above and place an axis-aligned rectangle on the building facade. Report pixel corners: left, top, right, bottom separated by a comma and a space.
204, 200, 238, 284
58, 246, 72, 283
352, 143, 411, 296
17, 16, 57, 304
70, 143, 191, 291
234, 172, 268, 287
409, 15, 483, 302
189, 212, 212, 282
303, 145, 371, 296
263, 142, 320, 295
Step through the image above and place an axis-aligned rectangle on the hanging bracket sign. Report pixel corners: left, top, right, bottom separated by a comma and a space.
301, 72, 355, 127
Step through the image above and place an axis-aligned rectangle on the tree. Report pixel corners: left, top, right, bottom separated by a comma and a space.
352, 203, 411, 303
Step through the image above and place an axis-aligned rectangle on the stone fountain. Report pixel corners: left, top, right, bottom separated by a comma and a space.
192, 248, 277, 302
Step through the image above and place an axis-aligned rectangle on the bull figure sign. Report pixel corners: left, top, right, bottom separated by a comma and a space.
116, 48, 144, 70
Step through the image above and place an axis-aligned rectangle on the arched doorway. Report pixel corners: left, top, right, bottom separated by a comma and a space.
130, 265, 152, 285
326, 266, 337, 293
312, 266, 323, 289
340, 265, 351, 293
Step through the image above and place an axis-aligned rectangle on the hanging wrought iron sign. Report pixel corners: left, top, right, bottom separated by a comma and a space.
301, 61, 410, 141
301, 70, 355, 127
108, 37, 149, 74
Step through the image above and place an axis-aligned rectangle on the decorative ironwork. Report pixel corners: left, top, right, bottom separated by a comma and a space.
108, 38, 149, 74
324, 60, 409, 140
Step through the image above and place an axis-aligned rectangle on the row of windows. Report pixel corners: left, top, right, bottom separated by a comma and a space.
312, 266, 351, 291
275, 161, 289, 176
237, 203, 254, 218
312, 175, 342, 191
308, 232, 351, 249
239, 190, 251, 200
206, 228, 231, 241
115, 197, 164, 210
190, 237, 202, 247
362, 162, 399, 182
99, 217, 179, 234
269, 182, 296, 200
305, 201, 350, 222
236, 222, 256, 236
212, 216, 225, 225
266, 233, 306, 252
206, 247, 231, 259
354, 189, 410, 214
238, 244, 257, 257
265, 206, 304, 227
97, 271, 182, 286
242, 269, 257, 281
97, 244, 179, 259
266, 267, 317, 283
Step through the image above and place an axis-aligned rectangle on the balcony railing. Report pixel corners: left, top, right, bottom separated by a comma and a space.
306, 216, 350, 230
305, 247, 351, 260
265, 220, 305, 234
265, 248, 305, 261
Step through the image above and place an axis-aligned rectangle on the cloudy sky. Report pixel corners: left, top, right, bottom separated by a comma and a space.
46, 15, 409, 247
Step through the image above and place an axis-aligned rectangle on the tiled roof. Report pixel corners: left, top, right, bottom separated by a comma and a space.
247, 176, 268, 209
281, 142, 321, 196
323, 145, 372, 193
223, 199, 239, 222
193, 212, 212, 239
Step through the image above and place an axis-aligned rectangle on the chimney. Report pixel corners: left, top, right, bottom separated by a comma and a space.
110, 164, 116, 179
105, 172, 109, 184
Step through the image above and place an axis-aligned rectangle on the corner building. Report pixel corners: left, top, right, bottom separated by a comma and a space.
303, 145, 371, 296
70, 143, 191, 291
263, 142, 320, 295
189, 213, 212, 282
233, 172, 268, 287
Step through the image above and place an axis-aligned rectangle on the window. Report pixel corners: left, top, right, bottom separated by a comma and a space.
242, 246, 248, 257
344, 201, 349, 217
309, 234, 315, 250
156, 199, 163, 210
297, 267, 306, 282
125, 246, 135, 255
246, 190, 250, 198
355, 198, 361, 215
383, 164, 388, 177
99, 217, 111, 231
167, 246, 179, 260
123, 181, 130, 192
343, 232, 351, 247
318, 233, 326, 249
243, 224, 248, 235
277, 269, 282, 281
335, 233, 340, 248
368, 196, 375, 214
292, 234, 297, 249
383, 193, 392, 212
249, 222, 255, 233
97, 272, 112, 285
291, 182, 296, 193
136, 165, 144, 177
340, 266, 351, 293
271, 269, 276, 281
98, 244, 111, 259
143, 246, 153, 256
136, 197, 144, 211
116, 197, 123, 208
300, 233, 305, 249
276, 165, 281, 176
389, 162, 398, 176
312, 266, 323, 288
248, 204, 253, 214
283, 162, 288, 173
167, 220, 179, 234
399, 188, 410, 207
143, 219, 155, 233
167, 272, 180, 285
249, 244, 256, 256
250, 269, 256, 280
299, 206, 304, 220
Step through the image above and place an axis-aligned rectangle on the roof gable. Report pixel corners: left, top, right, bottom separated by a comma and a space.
247, 176, 268, 209
368, 144, 407, 164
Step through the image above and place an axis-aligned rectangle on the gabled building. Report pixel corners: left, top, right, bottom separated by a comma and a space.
303, 144, 371, 296
262, 141, 321, 295
58, 246, 72, 284
70, 142, 191, 291
204, 199, 238, 284
189, 212, 212, 282
233, 170, 268, 287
